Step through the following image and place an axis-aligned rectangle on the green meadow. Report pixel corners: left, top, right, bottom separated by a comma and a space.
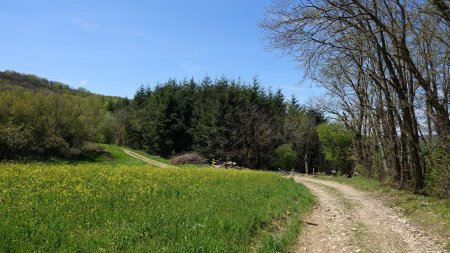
0, 147, 313, 252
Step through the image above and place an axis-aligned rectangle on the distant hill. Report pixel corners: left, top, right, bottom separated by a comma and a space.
0, 70, 110, 97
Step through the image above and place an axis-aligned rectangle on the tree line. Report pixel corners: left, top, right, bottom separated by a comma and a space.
2, 71, 337, 173
114, 77, 328, 170
262, 0, 450, 197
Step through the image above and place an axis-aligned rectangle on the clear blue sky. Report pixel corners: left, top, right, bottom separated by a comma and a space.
0, 0, 323, 102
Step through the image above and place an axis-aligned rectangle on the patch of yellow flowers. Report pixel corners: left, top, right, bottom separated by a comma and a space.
0, 162, 313, 252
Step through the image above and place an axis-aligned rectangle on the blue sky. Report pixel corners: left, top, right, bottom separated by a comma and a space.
0, 0, 323, 102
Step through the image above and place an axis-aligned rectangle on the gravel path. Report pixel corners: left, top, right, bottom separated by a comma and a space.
293, 176, 447, 253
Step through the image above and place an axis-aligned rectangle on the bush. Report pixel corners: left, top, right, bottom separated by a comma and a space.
423, 144, 450, 198
317, 123, 353, 175
272, 144, 297, 170
170, 152, 206, 165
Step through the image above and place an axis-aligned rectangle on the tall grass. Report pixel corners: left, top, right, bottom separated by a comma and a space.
0, 163, 313, 252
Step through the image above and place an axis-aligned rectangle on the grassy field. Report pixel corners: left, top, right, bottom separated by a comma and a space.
316, 175, 450, 250
44, 144, 150, 167
0, 147, 314, 252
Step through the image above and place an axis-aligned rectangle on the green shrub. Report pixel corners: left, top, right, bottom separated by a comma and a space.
272, 143, 297, 170
317, 123, 353, 175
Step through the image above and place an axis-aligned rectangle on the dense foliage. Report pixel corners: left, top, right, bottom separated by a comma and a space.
0, 71, 123, 159
317, 123, 353, 175
120, 78, 326, 170
271, 144, 297, 170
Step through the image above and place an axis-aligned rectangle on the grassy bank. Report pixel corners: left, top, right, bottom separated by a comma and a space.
0, 154, 313, 252
43, 144, 150, 167
316, 175, 450, 250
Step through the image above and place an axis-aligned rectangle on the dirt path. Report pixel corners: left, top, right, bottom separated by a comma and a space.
121, 148, 172, 168
293, 176, 446, 253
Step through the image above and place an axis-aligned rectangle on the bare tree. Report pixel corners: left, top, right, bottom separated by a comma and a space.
262, 0, 449, 193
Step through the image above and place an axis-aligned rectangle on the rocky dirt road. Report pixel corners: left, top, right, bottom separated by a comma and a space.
294, 176, 447, 253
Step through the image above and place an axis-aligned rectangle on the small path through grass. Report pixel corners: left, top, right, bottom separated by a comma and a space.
293, 176, 446, 253
120, 148, 172, 168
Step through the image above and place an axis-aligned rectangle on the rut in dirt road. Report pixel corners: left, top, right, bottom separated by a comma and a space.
294, 176, 446, 253
121, 148, 173, 168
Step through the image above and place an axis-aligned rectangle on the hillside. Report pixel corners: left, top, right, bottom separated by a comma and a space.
0, 70, 112, 98
0, 71, 129, 159
0, 70, 82, 95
